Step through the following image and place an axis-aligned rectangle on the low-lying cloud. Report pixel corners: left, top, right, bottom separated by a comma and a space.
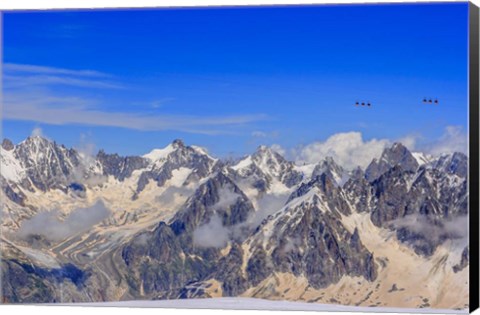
270, 126, 467, 170
16, 200, 111, 242
70, 133, 108, 187
192, 191, 291, 249
192, 214, 230, 249
156, 186, 194, 205
391, 213, 468, 246
294, 132, 390, 170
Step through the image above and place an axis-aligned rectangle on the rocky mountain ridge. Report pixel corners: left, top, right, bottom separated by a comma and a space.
0, 137, 470, 310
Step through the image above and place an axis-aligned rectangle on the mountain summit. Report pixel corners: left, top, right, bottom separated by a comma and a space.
365, 142, 419, 181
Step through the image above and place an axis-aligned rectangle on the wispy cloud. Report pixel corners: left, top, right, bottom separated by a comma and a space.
251, 131, 268, 138
3, 93, 267, 135
4, 63, 109, 78
251, 130, 279, 138
150, 98, 176, 108
4, 63, 121, 90
31, 127, 44, 138
3, 63, 268, 135
423, 126, 468, 156
4, 74, 123, 89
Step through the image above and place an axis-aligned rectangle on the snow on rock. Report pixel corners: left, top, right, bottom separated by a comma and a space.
232, 156, 253, 172
143, 144, 175, 161
0, 148, 25, 182
412, 152, 433, 166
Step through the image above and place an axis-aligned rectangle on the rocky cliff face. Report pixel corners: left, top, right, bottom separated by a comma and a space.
97, 150, 149, 181
369, 156, 467, 256
134, 139, 218, 199
9, 136, 82, 192
230, 146, 303, 195
365, 143, 419, 182
0, 138, 470, 309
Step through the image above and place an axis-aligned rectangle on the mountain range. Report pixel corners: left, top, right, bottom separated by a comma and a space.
0, 136, 469, 310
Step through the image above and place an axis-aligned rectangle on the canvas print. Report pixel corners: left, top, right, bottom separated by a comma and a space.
0, 2, 476, 312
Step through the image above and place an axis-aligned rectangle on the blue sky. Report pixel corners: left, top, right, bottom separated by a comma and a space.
2, 3, 470, 158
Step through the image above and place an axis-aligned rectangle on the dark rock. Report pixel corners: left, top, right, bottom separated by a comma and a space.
97, 150, 148, 181
2, 138, 14, 151
365, 143, 419, 182
453, 246, 469, 273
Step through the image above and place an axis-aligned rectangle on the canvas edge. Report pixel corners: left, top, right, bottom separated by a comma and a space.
0, 1, 472, 13
469, 1, 480, 313
0, 3, 476, 313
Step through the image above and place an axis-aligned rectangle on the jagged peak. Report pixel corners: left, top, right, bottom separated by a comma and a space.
143, 139, 215, 162
256, 144, 269, 151
172, 139, 185, 148
350, 166, 365, 179
143, 143, 176, 161
21, 135, 52, 146
252, 145, 286, 163
232, 145, 287, 173
434, 151, 468, 177
318, 156, 343, 170
371, 142, 418, 170
253, 145, 273, 156
15, 135, 61, 157
365, 142, 419, 182
1, 138, 14, 151
451, 151, 468, 160
391, 142, 404, 150
383, 142, 411, 157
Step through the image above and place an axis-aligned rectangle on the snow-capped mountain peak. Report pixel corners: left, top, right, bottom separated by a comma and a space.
251, 145, 288, 178
143, 144, 176, 161
311, 157, 349, 186
143, 139, 215, 165
365, 142, 419, 181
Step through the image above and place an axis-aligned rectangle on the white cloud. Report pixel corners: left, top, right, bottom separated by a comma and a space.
4, 63, 120, 90
250, 130, 279, 139
4, 63, 109, 78
70, 133, 108, 186
251, 131, 268, 138
423, 126, 468, 156
4, 74, 122, 89
4, 63, 268, 135
391, 213, 468, 248
3, 93, 268, 135
397, 134, 419, 151
270, 144, 286, 156
31, 127, 44, 138
294, 132, 390, 170
289, 128, 466, 170
16, 200, 111, 242
149, 98, 176, 108
192, 214, 230, 248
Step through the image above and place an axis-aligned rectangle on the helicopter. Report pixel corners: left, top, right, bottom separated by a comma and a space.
423, 97, 439, 104
355, 101, 371, 107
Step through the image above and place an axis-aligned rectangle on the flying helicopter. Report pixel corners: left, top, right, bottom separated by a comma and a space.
355, 101, 372, 107
423, 97, 439, 104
